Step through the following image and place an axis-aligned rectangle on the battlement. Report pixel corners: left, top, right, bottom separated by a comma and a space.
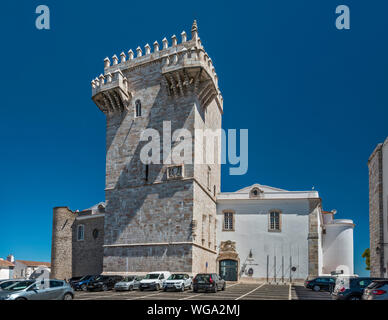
91, 21, 223, 114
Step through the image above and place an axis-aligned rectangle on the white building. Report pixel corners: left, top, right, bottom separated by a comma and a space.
216, 184, 354, 282
0, 259, 14, 280
13, 260, 51, 279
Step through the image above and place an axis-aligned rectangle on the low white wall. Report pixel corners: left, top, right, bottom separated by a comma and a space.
322, 220, 354, 275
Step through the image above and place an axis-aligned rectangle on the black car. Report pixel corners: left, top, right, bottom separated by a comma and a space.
304, 277, 335, 292
87, 275, 123, 292
193, 273, 226, 293
332, 277, 386, 300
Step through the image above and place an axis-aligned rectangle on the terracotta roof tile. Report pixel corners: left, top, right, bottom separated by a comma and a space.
0, 260, 15, 268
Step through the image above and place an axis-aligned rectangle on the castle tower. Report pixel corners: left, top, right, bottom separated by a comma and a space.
91, 21, 223, 275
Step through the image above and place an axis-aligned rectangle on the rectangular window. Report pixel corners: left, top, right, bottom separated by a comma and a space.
77, 225, 84, 241
223, 212, 234, 231
269, 212, 281, 231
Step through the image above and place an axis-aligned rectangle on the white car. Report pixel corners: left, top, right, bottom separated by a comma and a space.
163, 273, 192, 292
139, 271, 171, 291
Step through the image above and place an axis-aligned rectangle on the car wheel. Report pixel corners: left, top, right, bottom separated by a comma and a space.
193, 288, 198, 293
313, 285, 320, 292
63, 293, 73, 300
155, 284, 160, 291
140, 287, 144, 291
212, 286, 217, 293
181, 285, 185, 292
15, 297, 27, 300
81, 284, 87, 291
222, 283, 226, 291
102, 284, 108, 291
189, 284, 192, 290
129, 285, 133, 291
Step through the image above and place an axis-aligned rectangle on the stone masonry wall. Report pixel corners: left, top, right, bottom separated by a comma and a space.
72, 216, 104, 277
51, 207, 75, 280
308, 199, 320, 279
368, 144, 384, 277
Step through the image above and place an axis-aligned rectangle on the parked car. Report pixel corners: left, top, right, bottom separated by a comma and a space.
304, 277, 336, 292
163, 273, 192, 292
114, 276, 143, 291
193, 273, 225, 293
139, 271, 171, 291
0, 279, 74, 300
332, 276, 384, 300
362, 280, 388, 300
87, 275, 123, 291
71, 275, 99, 291
68, 276, 82, 287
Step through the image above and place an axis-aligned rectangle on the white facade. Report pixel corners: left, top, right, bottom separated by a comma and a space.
216, 184, 354, 282
0, 267, 14, 280
0, 258, 14, 280
13, 260, 51, 279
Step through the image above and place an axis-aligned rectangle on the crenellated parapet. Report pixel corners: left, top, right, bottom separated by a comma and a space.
91, 20, 223, 114
91, 69, 130, 114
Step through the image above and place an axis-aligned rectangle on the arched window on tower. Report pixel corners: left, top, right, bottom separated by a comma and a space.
135, 100, 142, 117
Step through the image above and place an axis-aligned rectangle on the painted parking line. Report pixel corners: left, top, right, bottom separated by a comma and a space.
127, 292, 164, 300
179, 293, 203, 300
289, 283, 292, 300
235, 283, 265, 300
179, 282, 241, 300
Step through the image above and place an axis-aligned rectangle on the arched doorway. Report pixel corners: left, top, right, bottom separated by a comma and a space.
219, 259, 238, 281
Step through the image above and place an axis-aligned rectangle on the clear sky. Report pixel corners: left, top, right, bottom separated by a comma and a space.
1, 0, 387, 276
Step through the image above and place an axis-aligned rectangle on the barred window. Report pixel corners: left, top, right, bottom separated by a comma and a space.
77, 225, 84, 241
223, 212, 234, 231
269, 211, 281, 231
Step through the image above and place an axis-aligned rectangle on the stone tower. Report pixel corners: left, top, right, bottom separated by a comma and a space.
91, 21, 223, 275
368, 137, 388, 277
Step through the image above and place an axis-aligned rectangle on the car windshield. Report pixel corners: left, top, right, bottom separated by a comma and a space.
168, 274, 185, 280
0, 281, 17, 290
94, 276, 107, 281
80, 275, 93, 281
5, 280, 35, 291
144, 274, 160, 280
122, 276, 135, 282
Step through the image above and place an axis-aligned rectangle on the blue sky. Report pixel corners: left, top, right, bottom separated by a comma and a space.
1, 0, 386, 276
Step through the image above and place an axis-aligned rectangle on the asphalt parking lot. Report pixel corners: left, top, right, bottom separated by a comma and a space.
74, 283, 331, 300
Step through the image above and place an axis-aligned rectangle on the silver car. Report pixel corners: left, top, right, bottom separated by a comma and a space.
114, 276, 143, 291
0, 279, 74, 300
362, 280, 388, 300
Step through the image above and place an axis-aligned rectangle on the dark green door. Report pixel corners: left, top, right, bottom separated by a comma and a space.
219, 260, 238, 281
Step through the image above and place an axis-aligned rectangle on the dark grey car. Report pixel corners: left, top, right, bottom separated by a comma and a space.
0, 279, 74, 300
193, 273, 226, 293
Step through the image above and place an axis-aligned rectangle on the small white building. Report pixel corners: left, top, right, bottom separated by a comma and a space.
13, 260, 51, 279
216, 184, 354, 282
0, 259, 15, 280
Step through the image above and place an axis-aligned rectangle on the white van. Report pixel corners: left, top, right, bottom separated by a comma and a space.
139, 271, 171, 291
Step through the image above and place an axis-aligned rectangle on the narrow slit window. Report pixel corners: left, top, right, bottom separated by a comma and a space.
135, 100, 142, 117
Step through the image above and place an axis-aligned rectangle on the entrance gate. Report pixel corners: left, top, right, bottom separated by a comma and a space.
219, 259, 238, 281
